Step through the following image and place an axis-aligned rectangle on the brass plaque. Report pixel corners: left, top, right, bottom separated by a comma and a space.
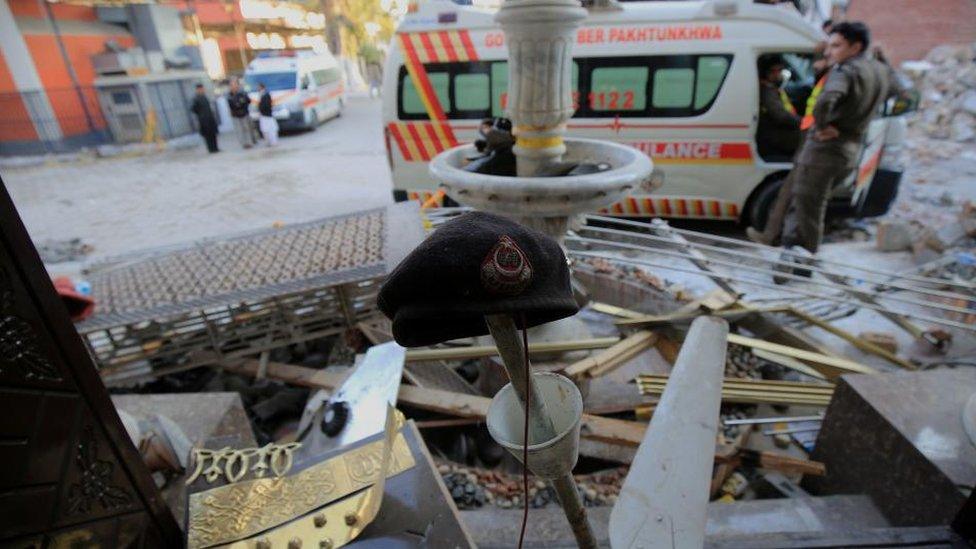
188, 410, 414, 548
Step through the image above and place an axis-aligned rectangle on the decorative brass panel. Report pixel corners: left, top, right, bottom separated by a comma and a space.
188, 427, 414, 547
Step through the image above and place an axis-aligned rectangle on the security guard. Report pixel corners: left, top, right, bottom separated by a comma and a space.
773, 22, 888, 281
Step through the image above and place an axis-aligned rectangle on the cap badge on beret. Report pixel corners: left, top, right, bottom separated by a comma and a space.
480, 235, 533, 295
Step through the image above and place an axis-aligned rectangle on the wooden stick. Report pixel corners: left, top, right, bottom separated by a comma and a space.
403, 337, 618, 362
784, 307, 917, 370
563, 330, 657, 378
222, 359, 827, 478
727, 333, 876, 378
416, 418, 483, 429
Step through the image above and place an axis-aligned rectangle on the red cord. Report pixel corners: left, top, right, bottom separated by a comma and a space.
517, 314, 530, 549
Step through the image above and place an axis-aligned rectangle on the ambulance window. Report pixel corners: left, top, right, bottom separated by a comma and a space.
402, 72, 450, 115
694, 56, 729, 109
652, 68, 694, 108
314, 67, 341, 85
455, 73, 490, 111
589, 67, 647, 111
491, 62, 508, 117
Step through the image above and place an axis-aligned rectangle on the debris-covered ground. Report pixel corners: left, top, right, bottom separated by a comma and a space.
5, 44, 975, 547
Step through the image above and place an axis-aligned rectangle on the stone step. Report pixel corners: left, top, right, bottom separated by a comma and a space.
460, 494, 894, 548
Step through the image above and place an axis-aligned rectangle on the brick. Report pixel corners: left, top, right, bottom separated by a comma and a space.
858, 331, 898, 354
843, 0, 976, 65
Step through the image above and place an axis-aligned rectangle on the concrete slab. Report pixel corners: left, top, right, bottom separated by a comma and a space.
460, 494, 891, 548
807, 369, 976, 525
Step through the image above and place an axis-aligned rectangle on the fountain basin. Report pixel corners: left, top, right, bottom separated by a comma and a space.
430, 137, 653, 218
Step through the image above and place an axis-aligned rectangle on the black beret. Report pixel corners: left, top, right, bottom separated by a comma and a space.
378, 211, 578, 347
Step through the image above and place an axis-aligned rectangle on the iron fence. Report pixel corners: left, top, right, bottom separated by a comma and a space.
0, 83, 202, 155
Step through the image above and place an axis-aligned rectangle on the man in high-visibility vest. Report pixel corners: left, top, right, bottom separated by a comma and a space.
747, 44, 829, 247
772, 21, 888, 283
756, 54, 801, 161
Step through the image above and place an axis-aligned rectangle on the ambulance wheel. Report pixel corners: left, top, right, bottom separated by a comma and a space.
307, 109, 319, 131
746, 173, 787, 231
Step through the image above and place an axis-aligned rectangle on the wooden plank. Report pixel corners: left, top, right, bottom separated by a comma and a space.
727, 333, 876, 378
416, 418, 483, 429
563, 331, 657, 378
750, 348, 827, 380
614, 306, 784, 328
403, 361, 480, 395
403, 337, 619, 362
715, 449, 827, 477
785, 307, 917, 371
223, 359, 830, 480
589, 301, 646, 320
223, 359, 650, 447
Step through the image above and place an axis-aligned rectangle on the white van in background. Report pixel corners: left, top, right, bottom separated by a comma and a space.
382, 0, 913, 228
245, 49, 345, 131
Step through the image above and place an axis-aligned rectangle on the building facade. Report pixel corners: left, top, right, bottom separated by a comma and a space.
0, 0, 138, 154
838, 0, 976, 65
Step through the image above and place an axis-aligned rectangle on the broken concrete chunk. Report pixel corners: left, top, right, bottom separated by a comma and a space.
912, 238, 942, 265
859, 332, 898, 355
950, 112, 976, 142
875, 221, 914, 252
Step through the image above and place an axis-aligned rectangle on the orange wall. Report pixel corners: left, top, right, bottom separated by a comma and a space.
0, 50, 38, 141
163, 0, 241, 25
21, 33, 136, 137
8, 0, 97, 21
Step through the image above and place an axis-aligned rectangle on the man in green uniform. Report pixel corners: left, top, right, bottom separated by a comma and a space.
774, 21, 887, 282
756, 54, 801, 161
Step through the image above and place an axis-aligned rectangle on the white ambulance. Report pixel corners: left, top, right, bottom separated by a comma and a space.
245, 49, 346, 131
382, 0, 911, 228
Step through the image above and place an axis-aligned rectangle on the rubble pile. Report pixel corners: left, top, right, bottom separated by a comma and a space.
437, 463, 625, 510
908, 42, 976, 142
877, 201, 976, 264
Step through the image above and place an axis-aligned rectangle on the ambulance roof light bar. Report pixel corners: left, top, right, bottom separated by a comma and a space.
712, 0, 741, 17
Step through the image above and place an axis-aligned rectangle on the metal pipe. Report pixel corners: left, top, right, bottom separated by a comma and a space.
577, 224, 976, 303
567, 251, 976, 332
484, 314, 597, 549
723, 415, 824, 426
567, 235, 976, 318
585, 214, 976, 291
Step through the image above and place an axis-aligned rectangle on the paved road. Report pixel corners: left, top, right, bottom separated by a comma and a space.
3, 96, 393, 265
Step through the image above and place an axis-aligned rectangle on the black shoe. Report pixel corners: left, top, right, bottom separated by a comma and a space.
773, 246, 814, 285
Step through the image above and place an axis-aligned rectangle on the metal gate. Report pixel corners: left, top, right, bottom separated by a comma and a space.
99, 85, 146, 143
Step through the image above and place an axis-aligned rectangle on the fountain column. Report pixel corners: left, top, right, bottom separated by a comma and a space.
495, 0, 587, 240
496, 0, 585, 178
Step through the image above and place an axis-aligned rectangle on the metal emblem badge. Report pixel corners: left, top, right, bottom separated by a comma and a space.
480, 235, 533, 295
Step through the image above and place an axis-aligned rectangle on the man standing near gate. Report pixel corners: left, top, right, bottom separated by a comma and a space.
190, 83, 219, 153
773, 21, 887, 282
227, 78, 255, 149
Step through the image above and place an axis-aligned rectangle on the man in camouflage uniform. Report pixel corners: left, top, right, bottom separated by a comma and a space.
774, 21, 888, 282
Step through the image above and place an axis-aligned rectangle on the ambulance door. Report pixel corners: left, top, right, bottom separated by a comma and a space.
575, 53, 746, 220
846, 116, 886, 205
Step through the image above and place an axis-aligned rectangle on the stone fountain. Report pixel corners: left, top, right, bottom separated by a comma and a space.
429, 0, 652, 242
428, 0, 652, 546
